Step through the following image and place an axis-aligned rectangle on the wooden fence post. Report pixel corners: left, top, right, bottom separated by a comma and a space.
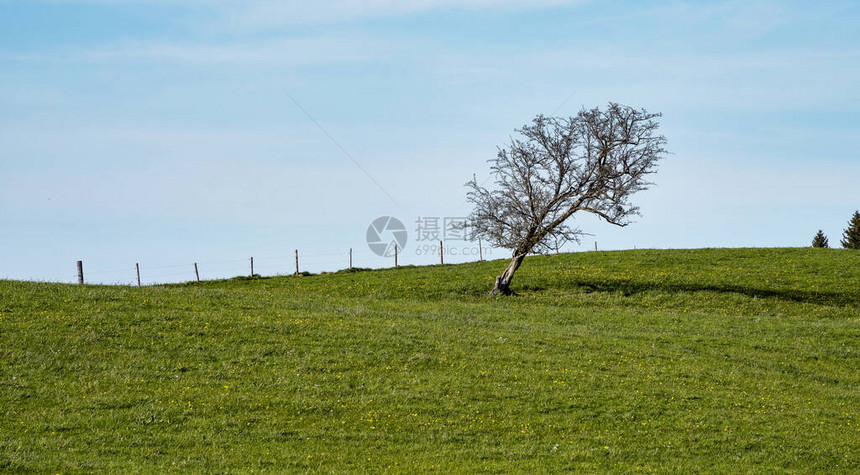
478, 238, 483, 261
136, 263, 141, 287
295, 249, 300, 276
194, 263, 200, 282
250, 257, 254, 277
439, 240, 444, 265
349, 248, 353, 269
394, 244, 398, 267
77, 261, 84, 284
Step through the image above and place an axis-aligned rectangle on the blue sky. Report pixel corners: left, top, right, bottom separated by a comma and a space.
1, 0, 858, 284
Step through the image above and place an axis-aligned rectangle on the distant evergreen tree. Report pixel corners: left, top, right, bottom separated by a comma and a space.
812, 230, 829, 248
841, 211, 860, 249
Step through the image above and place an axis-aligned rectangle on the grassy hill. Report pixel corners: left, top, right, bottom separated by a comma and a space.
2, 248, 859, 472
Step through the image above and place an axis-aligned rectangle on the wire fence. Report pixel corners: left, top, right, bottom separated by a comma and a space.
68, 240, 509, 286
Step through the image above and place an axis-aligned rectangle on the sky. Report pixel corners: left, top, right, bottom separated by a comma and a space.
1, 0, 858, 284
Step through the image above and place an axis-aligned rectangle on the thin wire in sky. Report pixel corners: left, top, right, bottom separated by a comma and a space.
284, 91, 399, 206
550, 90, 576, 116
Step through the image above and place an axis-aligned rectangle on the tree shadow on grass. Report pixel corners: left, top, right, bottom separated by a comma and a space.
541, 278, 859, 307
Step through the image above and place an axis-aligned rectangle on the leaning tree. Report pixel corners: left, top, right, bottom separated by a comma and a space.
466, 103, 667, 295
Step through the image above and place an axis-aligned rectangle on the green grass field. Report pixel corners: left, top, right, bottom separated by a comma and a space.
2, 248, 859, 472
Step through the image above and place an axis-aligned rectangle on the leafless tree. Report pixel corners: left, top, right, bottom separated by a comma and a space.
466, 103, 667, 295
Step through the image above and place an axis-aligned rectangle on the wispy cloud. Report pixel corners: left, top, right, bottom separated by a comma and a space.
33, 0, 587, 28
90, 36, 377, 64
217, 0, 582, 28
1, 35, 381, 65
430, 46, 860, 110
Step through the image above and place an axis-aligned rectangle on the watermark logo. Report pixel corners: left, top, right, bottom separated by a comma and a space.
366, 216, 408, 257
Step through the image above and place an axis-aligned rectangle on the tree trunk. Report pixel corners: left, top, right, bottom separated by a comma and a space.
492, 253, 526, 295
